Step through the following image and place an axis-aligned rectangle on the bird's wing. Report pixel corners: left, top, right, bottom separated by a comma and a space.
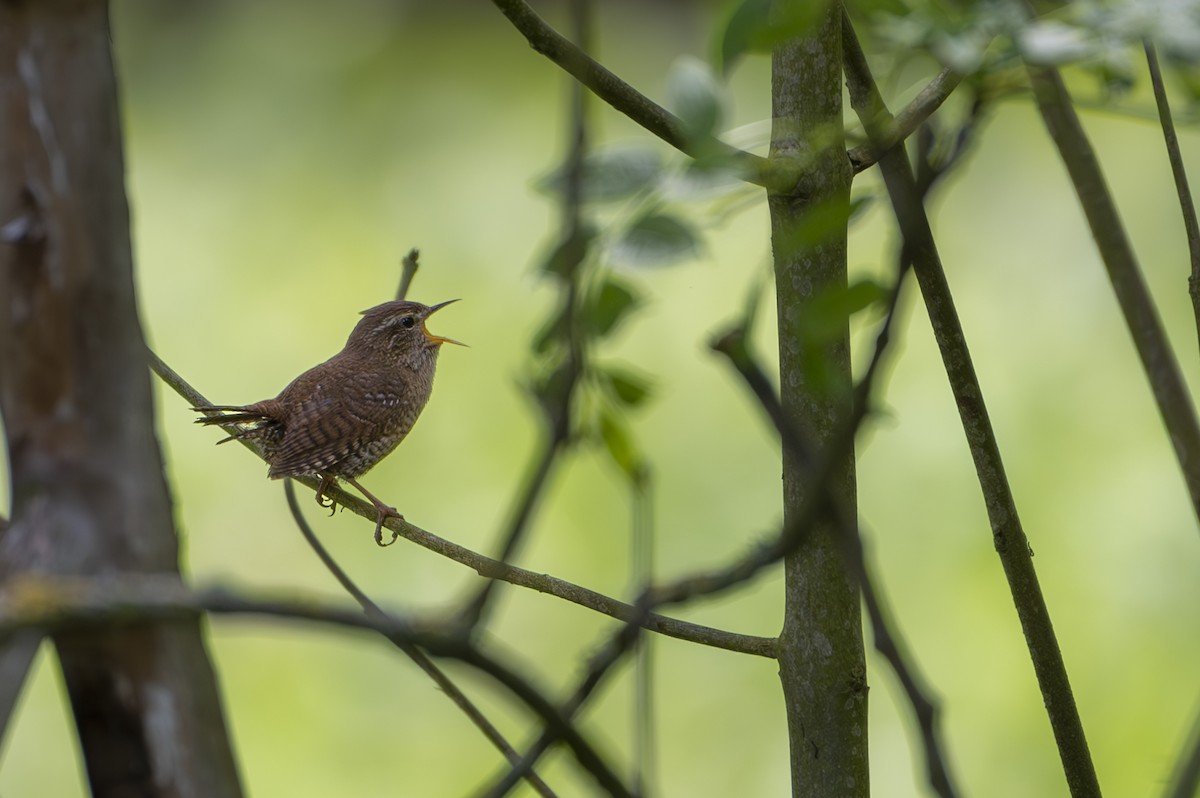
266, 375, 409, 479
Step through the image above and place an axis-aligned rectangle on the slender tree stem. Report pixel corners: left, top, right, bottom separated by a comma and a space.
841, 12, 1101, 796
769, 3, 868, 793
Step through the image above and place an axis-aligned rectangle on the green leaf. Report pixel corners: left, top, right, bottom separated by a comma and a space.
598, 408, 646, 485
536, 147, 662, 204
598, 365, 655, 407
715, 0, 833, 75
716, 0, 772, 75
609, 212, 702, 268
666, 56, 725, 144
532, 307, 567, 355
773, 196, 854, 257
801, 279, 889, 342
539, 226, 593, 279
587, 278, 641, 339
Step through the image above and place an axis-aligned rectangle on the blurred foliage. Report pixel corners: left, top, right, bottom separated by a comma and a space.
1, 0, 1199, 796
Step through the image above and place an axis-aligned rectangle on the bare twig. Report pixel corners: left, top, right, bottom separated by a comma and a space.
841, 11, 1100, 797
283, 481, 558, 798
148, 351, 776, 658
395, 248, 421, 302
0, 575, 631, 798
1143, 40, 1200, 350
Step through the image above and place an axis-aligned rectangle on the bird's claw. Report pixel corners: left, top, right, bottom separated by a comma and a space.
373, 506, 403, 547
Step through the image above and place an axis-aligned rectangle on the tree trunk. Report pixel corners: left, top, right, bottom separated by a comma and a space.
0, 2, 243, 796
770, 2, 869, 794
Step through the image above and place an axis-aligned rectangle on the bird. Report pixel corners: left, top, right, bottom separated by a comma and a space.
195, 298, 462, 545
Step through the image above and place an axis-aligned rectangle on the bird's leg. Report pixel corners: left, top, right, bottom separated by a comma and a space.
342, 476, 404, 547
315, 473, 338, 516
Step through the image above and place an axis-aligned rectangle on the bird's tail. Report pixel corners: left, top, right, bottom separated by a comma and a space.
193, 405, 277, 445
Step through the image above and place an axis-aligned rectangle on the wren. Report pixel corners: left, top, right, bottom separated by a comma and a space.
195, 299, 462, 545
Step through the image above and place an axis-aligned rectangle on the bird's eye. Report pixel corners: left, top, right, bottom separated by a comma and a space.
400, 316, 416, 329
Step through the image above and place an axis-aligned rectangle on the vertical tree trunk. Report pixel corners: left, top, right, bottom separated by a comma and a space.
0, 2, 243, 796
770, 2, 869, 794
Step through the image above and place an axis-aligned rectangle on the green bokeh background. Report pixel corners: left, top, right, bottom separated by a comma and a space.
2, 0, 1198, 795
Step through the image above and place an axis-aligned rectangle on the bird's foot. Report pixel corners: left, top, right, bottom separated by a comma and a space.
315, 475, 338, 516
372, 505, 404, 547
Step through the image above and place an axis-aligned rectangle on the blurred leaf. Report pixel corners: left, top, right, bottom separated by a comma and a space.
598, 407, 646, 485
716, 0, 832, 75
774, 196, 855, 257
609, 212, 702, 268
716, 0, 771, 74
587, 277, 641, 339
663, 158, 748, 200
1018, 21, 1098, 65
539, 225, 593, 279
598, 365, 655, 407
666, 56, 726, 144
530, 358, 575, 411
532, 307, 568, 355
536, 147, 663, 204
801, 278, 889, 342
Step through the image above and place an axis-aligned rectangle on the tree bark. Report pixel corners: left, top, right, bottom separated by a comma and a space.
770, 2, 869, 795
0, 2, 243, 796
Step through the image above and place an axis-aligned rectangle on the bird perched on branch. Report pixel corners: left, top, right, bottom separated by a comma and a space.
195, 299, 462, 545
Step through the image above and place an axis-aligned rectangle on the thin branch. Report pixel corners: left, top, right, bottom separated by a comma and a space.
848, 66, 965, 173
1143, 40, 1200, 350
283, 481, 558, 798
147, 351, 776, 658
0, 576, 631, 798
1023, 19, 1200, 540
486, 0, 775, 188
841, 11, 1100, 797
395, 248, 421, 302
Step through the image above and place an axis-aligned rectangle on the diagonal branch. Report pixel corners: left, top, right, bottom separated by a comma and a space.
148, 350, 776, 659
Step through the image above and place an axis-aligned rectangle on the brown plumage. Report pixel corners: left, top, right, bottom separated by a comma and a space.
196, 299, 462, 545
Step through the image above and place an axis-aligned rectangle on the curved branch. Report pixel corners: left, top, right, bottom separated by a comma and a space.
0, 576, 630, 798
147, 350, 777, 659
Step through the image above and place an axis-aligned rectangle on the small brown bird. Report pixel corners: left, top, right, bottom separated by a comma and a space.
196, 299, 462, 545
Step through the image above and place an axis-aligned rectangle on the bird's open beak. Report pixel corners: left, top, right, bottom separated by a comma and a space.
423, 299, 466, 347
